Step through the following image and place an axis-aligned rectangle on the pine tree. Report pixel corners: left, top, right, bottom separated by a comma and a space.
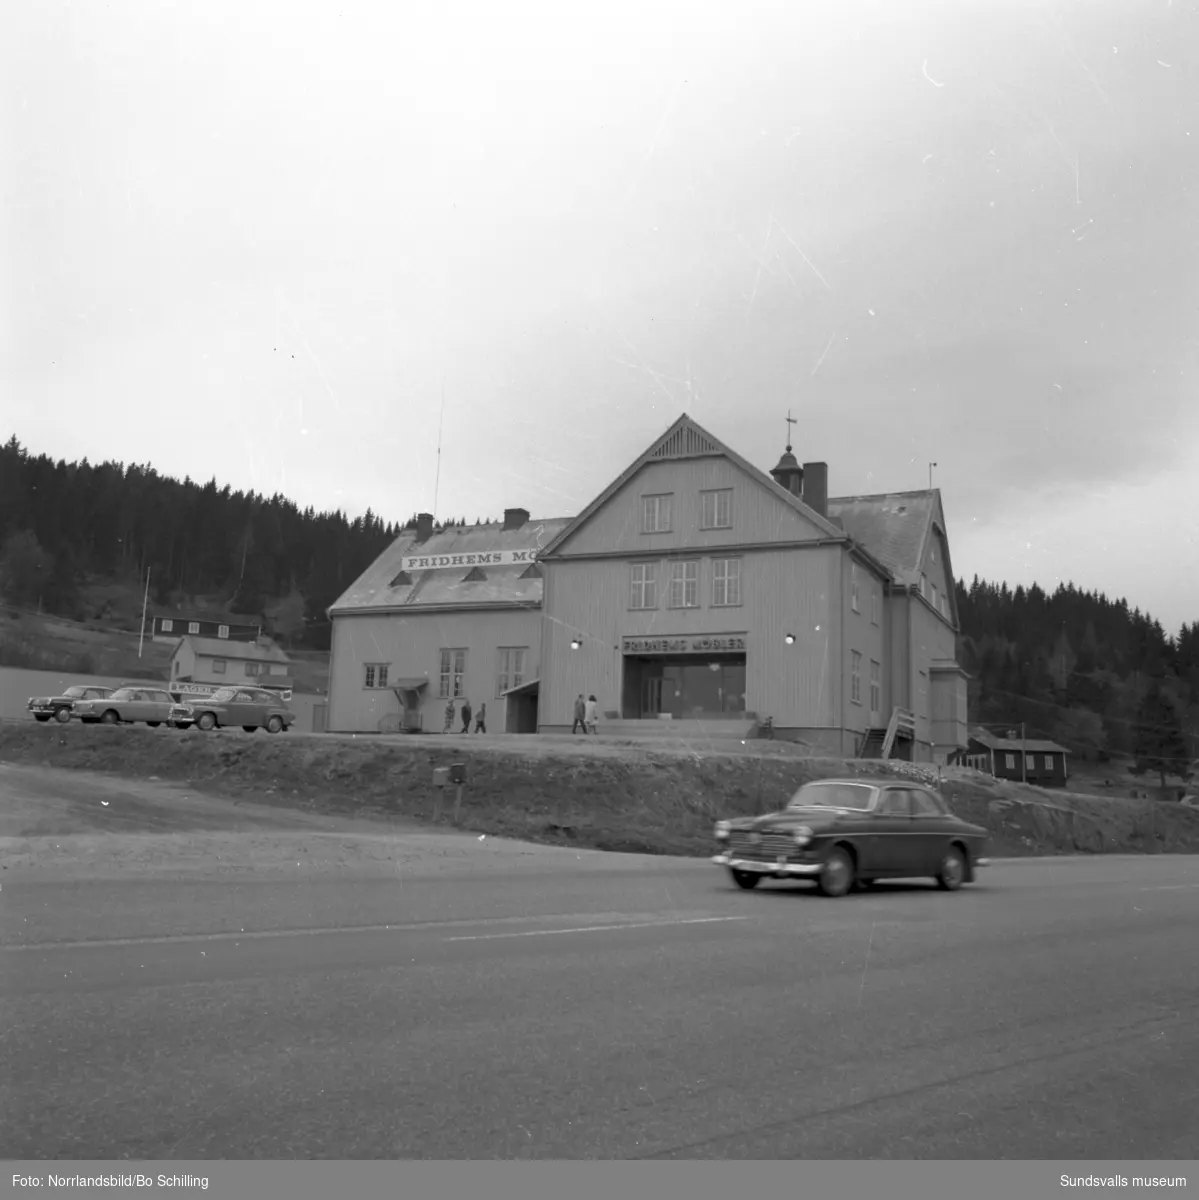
1130, 684, 1192, 791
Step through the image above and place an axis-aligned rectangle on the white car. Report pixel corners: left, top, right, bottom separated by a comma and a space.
72, 686, 178, 727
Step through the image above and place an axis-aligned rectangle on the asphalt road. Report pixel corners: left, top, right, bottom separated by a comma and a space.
5, 838, 1199, 1160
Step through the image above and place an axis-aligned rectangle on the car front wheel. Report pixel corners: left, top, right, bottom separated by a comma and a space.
55, 708, 72, 724
936, 846, 967, 891
817, 847, 855, 897
730, 868, 762, 890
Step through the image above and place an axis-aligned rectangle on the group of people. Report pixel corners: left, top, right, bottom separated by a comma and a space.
443, 698, 486, 734
572, 693, 599, 735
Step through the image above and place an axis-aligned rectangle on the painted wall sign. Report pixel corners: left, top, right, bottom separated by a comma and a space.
622, 634, 747, 655
171, 681, 294, 702
401, 549, 541, 572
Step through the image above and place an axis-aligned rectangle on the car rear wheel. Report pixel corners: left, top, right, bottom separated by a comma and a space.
730, 868, 762, 890
101, 710, 120, 725
55, 708, 72, 724
936, 846, 966, 891
197, 712, 217, 732
817, 847, 855, 897
266, 715, 284, 734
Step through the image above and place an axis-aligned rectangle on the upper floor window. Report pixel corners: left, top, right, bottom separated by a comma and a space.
630, 562, 658, 609
218, 624, 229, 639
668, 560, 699, 608
931, 582, 939, 609
161, 619, 173, 633
851, 564, 860, 613
850, 651, 862, 704
188, 622, 200, 634
871, 587, 880, 625
700, 489, 733, 530
364, 663, 390, 689
919, 575, 927, 600
939, 593, 948, 618
641, 494, 672, 533
711, 558, 741, 607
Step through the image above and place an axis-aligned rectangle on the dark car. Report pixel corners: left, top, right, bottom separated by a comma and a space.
72, 685, 178, 727
172, 686, 296, 733
712, 777, 991, 897
27, 684, 115, 723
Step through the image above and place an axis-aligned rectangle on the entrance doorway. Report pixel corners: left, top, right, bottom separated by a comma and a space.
622, 654, 747, 719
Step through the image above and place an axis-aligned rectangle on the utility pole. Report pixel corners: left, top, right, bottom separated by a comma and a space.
137, 567, 151, 659
1021, 721, 1027, 784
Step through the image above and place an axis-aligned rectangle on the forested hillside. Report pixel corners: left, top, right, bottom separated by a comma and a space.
0, 435, 1195, 780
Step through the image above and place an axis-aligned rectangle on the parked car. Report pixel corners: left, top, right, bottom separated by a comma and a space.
27, 684, 115, 723
172, 686, 296, 733
72, 685, 179, 727
712, 777, 991, 897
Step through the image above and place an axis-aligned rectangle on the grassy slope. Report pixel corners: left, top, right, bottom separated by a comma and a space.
2, 724, 1197, 859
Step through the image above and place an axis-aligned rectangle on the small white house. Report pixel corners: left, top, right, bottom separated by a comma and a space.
169, 635, 293, 695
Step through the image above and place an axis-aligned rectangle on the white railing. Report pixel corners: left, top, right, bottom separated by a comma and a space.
880, 707, 916, 759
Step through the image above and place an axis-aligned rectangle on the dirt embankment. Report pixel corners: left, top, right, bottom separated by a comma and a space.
2, 723, 1198, 859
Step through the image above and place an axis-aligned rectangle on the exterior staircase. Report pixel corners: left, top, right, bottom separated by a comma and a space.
858, 707, 916, 760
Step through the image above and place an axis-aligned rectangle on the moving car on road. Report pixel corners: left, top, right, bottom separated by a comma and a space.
71, 685, 179, 727
713, 777, 990, 897
171, 686, 296, 733
27, 684, 114, 723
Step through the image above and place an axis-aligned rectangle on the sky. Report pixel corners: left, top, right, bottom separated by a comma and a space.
3, 0, 1196, 636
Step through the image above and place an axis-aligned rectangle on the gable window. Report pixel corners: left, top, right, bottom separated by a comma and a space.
188, 622, 200, 634
161, 619, 173, 633
641, 494, 672, 533
851, 651, 862, 704
869, 660, 881, 713
711, 558, 742, 607
630, 562, 658, 609
871, 587, 880, 626
218, 624, 229, 639
700, 489, 733, 530
1005, 753, 1016, 770
439, 649, 466, 698
668, 560, 699, 608
212, 659, 226, 674
851, 564, 860, 613
496, 647, 527, 697
364, 663, 390, 689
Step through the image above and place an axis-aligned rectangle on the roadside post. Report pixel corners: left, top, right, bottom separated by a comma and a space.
450, 762, 467, 824
432, 765, 450, 821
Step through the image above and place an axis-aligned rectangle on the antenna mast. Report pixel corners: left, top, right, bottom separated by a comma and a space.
433, 374, 446, 519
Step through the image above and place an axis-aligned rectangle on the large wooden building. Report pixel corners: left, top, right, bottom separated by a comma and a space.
326, 413, 970, 762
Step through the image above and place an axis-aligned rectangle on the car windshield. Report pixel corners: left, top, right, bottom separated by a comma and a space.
787, 782, 876, 811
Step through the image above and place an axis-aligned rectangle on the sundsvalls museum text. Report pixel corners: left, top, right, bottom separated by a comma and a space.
13, 1175, 208, 1190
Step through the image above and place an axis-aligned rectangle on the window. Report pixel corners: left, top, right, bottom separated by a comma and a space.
939, 593, 948, 618
931, 582, 939, 610
869, 660, 881, 713
245, 661, 260, 677
161, 619, 173, 633
439, 649, 466, 698
1044, 754, 1054, 770
700, 489, 733, 530
364, 663, 390, 689
851, 564, 860, 613
851, 651, 862, 704
871, 588, 880, 625
496, 647, 528, 697
877, 789, 911, 816
390, 570, 413, 587
172, 661, 180, 677
641, 493, 672, 533
212, 659, 226, 674
668, 560, 699, 608
711, 558, 741, 607
910, 789, 946, 816
1005, 753, 1016, 770
188, 622, 200, 634
630, 562, 657, 609
218, 624, 229, 639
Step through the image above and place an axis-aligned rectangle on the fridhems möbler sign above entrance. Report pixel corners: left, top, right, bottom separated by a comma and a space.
401, 549, 541, 572
621, 635, 747, 655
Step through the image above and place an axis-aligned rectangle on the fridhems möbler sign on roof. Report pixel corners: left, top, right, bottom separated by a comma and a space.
401, 549, 540, 572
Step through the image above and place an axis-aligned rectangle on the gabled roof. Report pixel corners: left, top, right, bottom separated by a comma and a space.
539, 413, 849, 558
968, 727, 1071, 755
825, 490, 938, 587
328, 517, 573, 615
172, 635, 291, 664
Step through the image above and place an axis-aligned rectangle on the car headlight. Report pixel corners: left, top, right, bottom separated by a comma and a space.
714, 820, 731, 840
792, 825, 814, 847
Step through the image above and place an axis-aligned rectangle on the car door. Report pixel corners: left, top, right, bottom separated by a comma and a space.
230, 690, 257, 725
149, 690, 173, 722
864, 787, 915, 874
908, 787, 956, 872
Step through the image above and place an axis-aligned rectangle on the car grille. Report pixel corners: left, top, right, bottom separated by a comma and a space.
728, 831, 797, 860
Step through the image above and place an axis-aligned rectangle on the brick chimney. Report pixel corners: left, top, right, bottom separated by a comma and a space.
415, 512, 434, 543
801, 462, 828, 518
503, 507, 530, 531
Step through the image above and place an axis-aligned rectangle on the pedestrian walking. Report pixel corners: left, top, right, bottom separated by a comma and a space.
584, 694, 598, 735
474, 702, 486, 734
443, 699, 455, 733
572, 694, 587, 734
460, 699, 473, 733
